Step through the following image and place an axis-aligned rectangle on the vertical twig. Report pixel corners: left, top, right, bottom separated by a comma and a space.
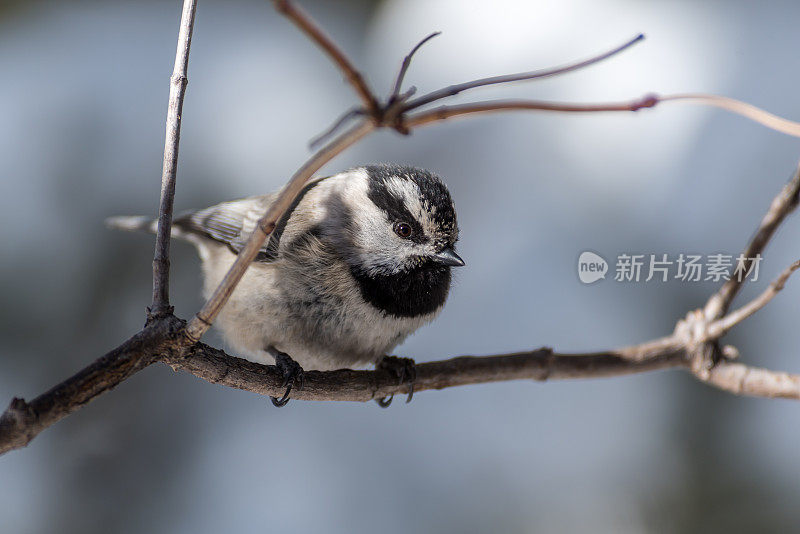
151, 0, 199, 317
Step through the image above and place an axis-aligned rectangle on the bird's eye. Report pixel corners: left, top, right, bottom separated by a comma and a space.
393, 222, 413, 239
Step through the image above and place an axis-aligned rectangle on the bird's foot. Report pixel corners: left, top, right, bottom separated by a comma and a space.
268, 347, 305, 407
375, 355, 416, 408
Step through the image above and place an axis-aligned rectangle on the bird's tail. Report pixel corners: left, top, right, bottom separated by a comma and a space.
105, 215, 158, 234
105, 215, 198, 243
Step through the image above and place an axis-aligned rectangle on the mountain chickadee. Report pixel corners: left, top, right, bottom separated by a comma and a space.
108, 164, 464, 405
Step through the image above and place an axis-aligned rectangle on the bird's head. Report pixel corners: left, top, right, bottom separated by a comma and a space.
335, 164, 463, 276
321, 164, 463, 317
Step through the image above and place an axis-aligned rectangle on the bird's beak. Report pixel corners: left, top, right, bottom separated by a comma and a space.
432, 247, 465, 267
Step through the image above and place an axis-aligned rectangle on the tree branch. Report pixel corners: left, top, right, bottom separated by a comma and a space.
272, 0, 380, 117
0, 316, 186, 456
166, 344, 686, 403
151, 0, 198, 316
401, 34, 644, 113
402, 95, 660, 127
704, 163, 800, 319
707, 259, 800, 338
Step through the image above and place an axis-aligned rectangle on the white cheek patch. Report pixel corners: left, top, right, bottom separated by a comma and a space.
340, 171, 405, 273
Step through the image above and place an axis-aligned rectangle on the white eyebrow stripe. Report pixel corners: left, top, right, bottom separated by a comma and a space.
384, 175, 438, 236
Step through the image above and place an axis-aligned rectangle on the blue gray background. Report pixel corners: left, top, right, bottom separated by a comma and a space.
2, 1, 800, 532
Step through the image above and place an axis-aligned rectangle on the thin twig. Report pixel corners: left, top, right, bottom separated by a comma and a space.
401, 34, 644, 113
660, 94, 800, 138
184, 120, 375, 342
151, 0, 198, 316
308, 107, 364, 148
403, 95, 660, 127
707, 260, 800, 338
272, 0, 379, 117
705, 165, 800, 318
389, 31, 441, 103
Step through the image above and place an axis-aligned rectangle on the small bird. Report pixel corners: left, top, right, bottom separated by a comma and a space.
107, 164, 464, 406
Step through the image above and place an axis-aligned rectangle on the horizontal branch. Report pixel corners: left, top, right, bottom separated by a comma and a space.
166, 343, 685, 402
660, 94, 800, 137
401, 34, 644, 112
700, 360, 800, 399
171, 343, 800, 401
403, 95, 660, 127
4, 306, 798, 456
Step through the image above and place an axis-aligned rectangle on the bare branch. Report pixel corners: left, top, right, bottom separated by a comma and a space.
705, 165, 800, 318
0, 316, 186, 456
707, 259, 800, 338
401, 34, 644, 113
167, 344, 686, 403
272, 0, 379, 116
0, 324, 687, 456
660, 94, 800, 138
389, 31, 441, 104
700, 360, 800, 400
3, 319, 798, 456
308, 107, 364, 149
151, 0, 198, 316
403, 95, 660, 127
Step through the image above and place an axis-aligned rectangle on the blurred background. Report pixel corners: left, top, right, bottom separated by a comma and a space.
2, 0, 800, 532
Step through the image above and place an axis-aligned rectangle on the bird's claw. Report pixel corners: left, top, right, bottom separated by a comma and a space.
375, 396, 394, 408
375, 355, 416, 408
268, 348, 305, 407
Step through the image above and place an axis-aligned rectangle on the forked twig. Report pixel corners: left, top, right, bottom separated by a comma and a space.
389, 31, 441, 104
400, 34, 645, 113
705, 164, 800, 318
707, 260, 800, 338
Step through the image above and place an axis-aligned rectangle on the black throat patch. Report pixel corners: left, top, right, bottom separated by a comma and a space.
350, 263, 452, 318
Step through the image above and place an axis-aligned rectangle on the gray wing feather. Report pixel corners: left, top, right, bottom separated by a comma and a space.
174, 194, 278, 256
115, 175, 332, 261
